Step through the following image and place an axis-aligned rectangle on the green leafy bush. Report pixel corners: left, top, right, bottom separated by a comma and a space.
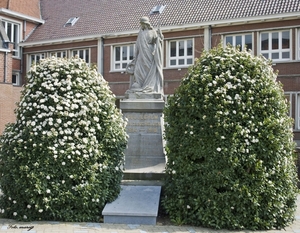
163, 45, 298, 230
0, 57, 127, 221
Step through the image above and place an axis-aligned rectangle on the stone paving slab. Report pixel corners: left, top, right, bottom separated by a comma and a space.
0, 218, 299, 233
0, 195, 299, 233
0, 219, 300, 233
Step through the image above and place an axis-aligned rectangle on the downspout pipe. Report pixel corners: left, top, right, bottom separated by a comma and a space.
208, 25, 212, 49
204, 25, 212, 51
20, 46, 23, 85
4, 51, 7, 83
97, 37, 104, 75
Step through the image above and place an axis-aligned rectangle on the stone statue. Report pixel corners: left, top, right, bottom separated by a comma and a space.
126, 16, 164, 94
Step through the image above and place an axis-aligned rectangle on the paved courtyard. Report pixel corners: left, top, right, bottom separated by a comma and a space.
0, 195, 299, 233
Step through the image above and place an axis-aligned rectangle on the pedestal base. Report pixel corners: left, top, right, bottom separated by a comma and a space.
120, 97, 165, 181
102, 185, 161, 225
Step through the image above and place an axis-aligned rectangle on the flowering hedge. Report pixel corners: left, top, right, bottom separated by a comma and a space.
163, 45, 298, 230
0, 57, 127, 221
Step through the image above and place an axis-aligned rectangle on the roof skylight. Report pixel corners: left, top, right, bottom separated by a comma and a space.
150, 5, 166, 15
64, 17, 79, 27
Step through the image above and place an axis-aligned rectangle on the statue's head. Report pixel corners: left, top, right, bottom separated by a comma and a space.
140, 16, 151, 27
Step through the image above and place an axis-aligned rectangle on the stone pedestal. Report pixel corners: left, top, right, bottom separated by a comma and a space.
120, 93, 165, 180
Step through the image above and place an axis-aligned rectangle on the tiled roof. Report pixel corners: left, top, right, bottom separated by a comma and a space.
25, 0, 300, 43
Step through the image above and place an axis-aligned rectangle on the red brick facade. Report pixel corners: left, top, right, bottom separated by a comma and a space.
0, 0, 41, 19
0, 0, 42, 134
21, 19, 300, 97
0, 84, 21, 134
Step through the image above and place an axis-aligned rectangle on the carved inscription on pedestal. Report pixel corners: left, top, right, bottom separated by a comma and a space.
123, 112, 165, 165
124, 113, 162, 135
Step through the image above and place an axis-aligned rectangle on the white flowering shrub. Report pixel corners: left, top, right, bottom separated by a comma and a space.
0, 57, 127, 221
163, 45, 298, 230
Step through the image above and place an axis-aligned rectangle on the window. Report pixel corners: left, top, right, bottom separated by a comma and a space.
260, 30, 291, 61
50, 51, 67, 58
113, 44, 134, 70
72, 49, 89, 63
285, 92, 300, 130
12, 72, 20, 86
224, 34, 252, 51
2, 20, 20, 57
0, 23, 9, 49
298, 29, 300, 60
29, 53, 45, 67
150, 5, 166, 15
64, 17, 79, 27
169, 39, 193, 67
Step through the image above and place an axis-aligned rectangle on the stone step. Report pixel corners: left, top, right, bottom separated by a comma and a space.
123, 158, 166, 182
102, 185, 161, 225
121, 179, 164, 186
123, 171, 165, 181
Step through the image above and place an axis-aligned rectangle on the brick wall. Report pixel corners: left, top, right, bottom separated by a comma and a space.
0, 83, 22, 134
0, 53, 4, 82
0, 0, 8, 8
7, 0, 41, 19
0, 44, 13, 83
6, 44, 13, 83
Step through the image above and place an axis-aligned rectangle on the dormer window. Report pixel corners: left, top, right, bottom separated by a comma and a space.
64, 17, 79, 27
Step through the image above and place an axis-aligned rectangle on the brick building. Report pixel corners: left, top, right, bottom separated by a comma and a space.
1, 0, 300, 145
0, 0, 44, 133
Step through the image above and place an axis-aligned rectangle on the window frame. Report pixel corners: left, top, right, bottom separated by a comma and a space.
27, 48, 92, 72
2, 19, 20, 57
29, 53, 45, 67
223, 33, 253, 52
71, 48, 90, 64
285, 92, 300, 131
12, 72, 20, 86
50, 51, 67, 58
167, 38, 194, 68
297, 28, 300, 60
112, 44, 135, 71
260, 29, 291, 61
